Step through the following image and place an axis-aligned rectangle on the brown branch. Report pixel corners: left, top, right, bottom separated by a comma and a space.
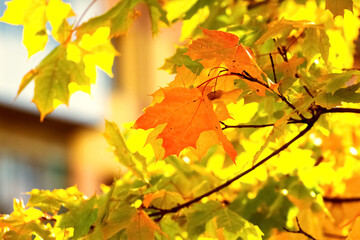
229, 71, 269, 89
149, 121, 315, 219
220, 119, 304, 130
323, 196, 360, 203
284, 217, 317, 240
221, 122, 275, 129
229, 71, 305, 120
269, 53, 277, 83
324, 107, 360, 114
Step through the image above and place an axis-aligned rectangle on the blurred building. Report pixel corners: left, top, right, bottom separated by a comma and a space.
0, 0, 179, 213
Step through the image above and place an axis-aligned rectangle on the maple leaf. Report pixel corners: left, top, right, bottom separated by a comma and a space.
126, 210, 163, 240
77, 0, 168, 38
169, 65, 198, 88
68, 27, 118, 82
0, 0, 74, 57
186, 28, 239, 68
186, 28, 273, 96
17, 27, 117, 120
76, 0, 141, 38
143, 190, 185, 209
255, 19, 319, 45
56, 197, 98, 239
134, 86, 237, 161
18, 45, 90, 121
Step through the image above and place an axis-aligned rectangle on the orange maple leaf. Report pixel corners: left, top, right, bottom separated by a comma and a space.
186, 28, 274, 96
134, 86, 237, 162
185, 28, 239, 68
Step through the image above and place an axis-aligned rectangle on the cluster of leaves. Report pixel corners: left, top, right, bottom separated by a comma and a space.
2, 0, 360, 239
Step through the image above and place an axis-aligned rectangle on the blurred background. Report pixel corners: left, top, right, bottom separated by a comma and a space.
0, 0, 180, 213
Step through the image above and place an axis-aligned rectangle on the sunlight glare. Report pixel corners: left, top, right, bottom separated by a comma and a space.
182, 156, 191, 163
350, 147, 358, 156
281, 189, 288, 195
314, 137, 322, 146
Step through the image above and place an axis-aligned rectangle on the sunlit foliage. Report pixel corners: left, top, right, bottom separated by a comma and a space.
1, 0, 360, 239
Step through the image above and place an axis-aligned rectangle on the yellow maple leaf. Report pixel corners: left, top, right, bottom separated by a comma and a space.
0, 0, 74, 57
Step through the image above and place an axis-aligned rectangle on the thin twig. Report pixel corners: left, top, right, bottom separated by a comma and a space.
230, 71, 304, 119
220, 119, 304, 130
149, 122, 315, 218
269, 53, 277, 83
74, 0, 98, 29
303, 86, 314, 98
284, 217, 317, 240
229, 71, 269, 89
277, 46, 288, 62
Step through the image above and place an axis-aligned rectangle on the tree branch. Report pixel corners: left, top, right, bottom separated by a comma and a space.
149, 121, 315, 219
324, 107, 360, 114
323, 196, 360, 203
221, 122, 275, 129
220, 119, 304, 130
284, 217, 317, 240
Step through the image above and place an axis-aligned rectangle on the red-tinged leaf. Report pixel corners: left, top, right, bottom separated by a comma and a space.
134, 87, 237, 161
228, 45, 265, 81
186, 28, 239, 68
126, 210, 162, 240
326, 0, 353, 18
187, 28, 273, 96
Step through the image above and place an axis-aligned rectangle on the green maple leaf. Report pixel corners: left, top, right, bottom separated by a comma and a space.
104, 120, 148, 180
161, 47, 203, 74
76, 0, 141, 38
77, 0, 168, 37
143, 0, 169, 35
17, 45, 90, 120
217, 208, 263, 240
56, 196, 98, 239
26, 186, 84, 214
